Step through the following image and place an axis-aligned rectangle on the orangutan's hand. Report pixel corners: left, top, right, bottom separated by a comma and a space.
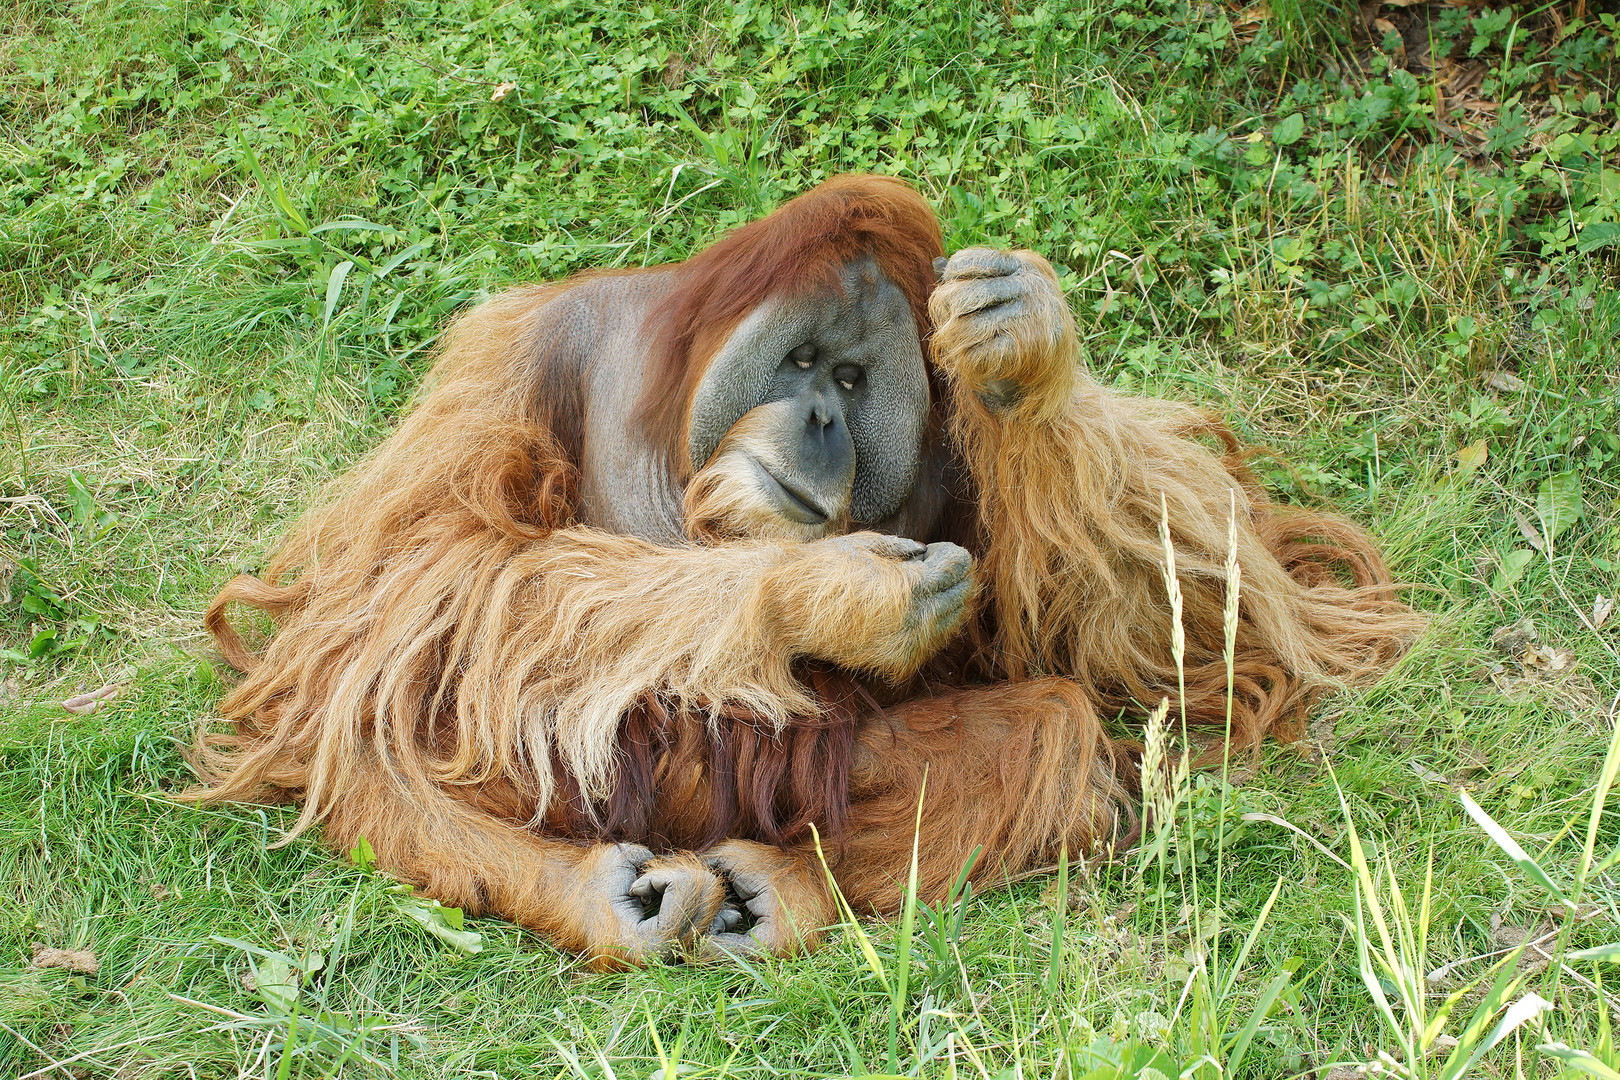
929, 247, 1078, 419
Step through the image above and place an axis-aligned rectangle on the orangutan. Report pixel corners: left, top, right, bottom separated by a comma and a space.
192, 176, 1421, 967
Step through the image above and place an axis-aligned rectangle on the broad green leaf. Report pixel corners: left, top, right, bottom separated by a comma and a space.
1492, 548, 1533, 591
397, 896, 483, 952
68, 472, 95, 528
1577, 222, 1620, 254
1460, 791, 1571, 904
322, 260, 355, 326
1272, 112, 1305, 146
254, 954, 300, 1013
348, 834, 375, 872
29, 629, 57, 658
1536, 469, 1583, 543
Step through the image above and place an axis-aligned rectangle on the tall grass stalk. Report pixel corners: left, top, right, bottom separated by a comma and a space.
1153, 492, 1294, 1079
810, 768, 929, 1077
1156, 493, 1200, 928
1212, 489, 1241, 995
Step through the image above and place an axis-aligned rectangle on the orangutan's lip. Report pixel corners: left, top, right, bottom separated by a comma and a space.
753, 460, 830, 524
772, 475, 831, 524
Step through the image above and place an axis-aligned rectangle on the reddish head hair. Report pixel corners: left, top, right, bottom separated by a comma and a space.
639, 175, 945, 469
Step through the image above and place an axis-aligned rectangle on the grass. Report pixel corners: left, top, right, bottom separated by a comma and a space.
2, 0, 1619, 1074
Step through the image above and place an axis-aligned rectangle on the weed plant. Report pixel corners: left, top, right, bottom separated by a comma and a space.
2, 0, 1619, 1075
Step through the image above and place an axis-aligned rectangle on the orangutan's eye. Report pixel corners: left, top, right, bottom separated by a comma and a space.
788, 343, 816, 370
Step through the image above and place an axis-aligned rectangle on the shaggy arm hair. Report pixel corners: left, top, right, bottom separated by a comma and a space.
929, 248, 1423, 747
202, 526, 964, 838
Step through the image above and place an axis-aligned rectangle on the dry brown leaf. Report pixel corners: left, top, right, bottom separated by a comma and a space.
1514, 509, 1546, 552
1234, 2, 1271, 26
1523, 646, 1575, 673
29, 943, 99, 975
1411, 759, 1448, 785
1486, 369, 1527, 392
1544, 901, 1607, 922
1488, 618, 1598, 714
63, 683, 120, 715
490, 82, 517, 104
1593, 595, 1613, 629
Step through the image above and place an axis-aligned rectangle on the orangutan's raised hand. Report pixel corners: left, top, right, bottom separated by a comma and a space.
928, 247, 1079, 421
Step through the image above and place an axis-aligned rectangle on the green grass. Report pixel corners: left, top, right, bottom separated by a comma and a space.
3, 0, 1619, 1074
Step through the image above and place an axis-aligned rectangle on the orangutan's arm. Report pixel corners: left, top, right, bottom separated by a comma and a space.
481, 527, 974, 732
321, 747, 727, 970
927, 247, 1422, 741
927, 247, 1080, 428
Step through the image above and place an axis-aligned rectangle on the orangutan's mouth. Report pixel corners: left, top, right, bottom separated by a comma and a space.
752, 459, 830, 524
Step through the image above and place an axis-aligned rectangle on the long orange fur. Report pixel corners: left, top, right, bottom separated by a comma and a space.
187, 180, 1420, 967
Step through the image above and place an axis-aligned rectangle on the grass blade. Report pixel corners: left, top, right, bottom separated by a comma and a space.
811, 825, 888, 986
1224, 969, 1291, 1077
1575, 710, 1620, 898
888, 768, 928, 1074
311, 259, 355, 403
1569, 943, 1620, 963
1540, 1042, 1620, 1080
1044, 842, 1069, 998
1448, 992, 1552, 1079
1220, 875, 1283, 998
1460, 790, 1571, 905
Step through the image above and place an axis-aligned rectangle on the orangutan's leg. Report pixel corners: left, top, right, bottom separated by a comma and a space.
321, 750, 725, 970
830, 677, 1137, 914
696, 678, 1136, 948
